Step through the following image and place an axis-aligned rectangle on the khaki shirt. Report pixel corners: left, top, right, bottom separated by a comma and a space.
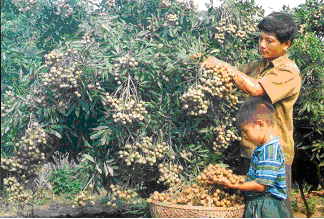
237, 53, 302, 166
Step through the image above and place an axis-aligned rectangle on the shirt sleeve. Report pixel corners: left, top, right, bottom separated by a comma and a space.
254, 147, 283, 187
258, 65, 301, 104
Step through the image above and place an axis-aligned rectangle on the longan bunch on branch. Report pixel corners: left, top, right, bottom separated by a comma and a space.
197, 164, 246, 186
104, 91, 147, 125
157, 162, 183, 186
147, 18, 159, 32
4, 177, 32, 204
1, 90, 17, 118
175, 0, 196, 12
113, 54, 139, 77
1, 157, 24, 173
180, 85, 210, 116
16, 0, 40, 13
313, 5, 324, 27
180, 150, 192, 159
104, 0, 116, 9
159, 0, 171, 8
212, 125, 241, 152
72, 185, 95, 208
54, 0, 74, 18
163, 14, 179, 26
110, 185, 139, 204
118, 137, 170, 166
199, 66, 235, 99
14, 122, 46, 175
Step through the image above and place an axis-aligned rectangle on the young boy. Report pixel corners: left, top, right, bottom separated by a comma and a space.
209, 97, 289, 217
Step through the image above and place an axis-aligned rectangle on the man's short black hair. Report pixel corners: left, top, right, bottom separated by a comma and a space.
257, 12, 298, 45
236, 96, 275, 131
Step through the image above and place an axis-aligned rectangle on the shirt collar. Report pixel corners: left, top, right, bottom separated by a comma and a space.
254, 136, 280, 153
261, 53, 289, 69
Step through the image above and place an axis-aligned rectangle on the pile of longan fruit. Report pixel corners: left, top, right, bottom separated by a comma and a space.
4, 177, 32, 204
72, 185, 95, 208
118, 137, 169, 166
197, 164, 246, 186
157, 162, 183, 186
148, 164, 245, 207
104, 93, 147, 125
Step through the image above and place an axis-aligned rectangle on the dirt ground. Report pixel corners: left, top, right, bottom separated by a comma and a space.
0, 188, 322, 218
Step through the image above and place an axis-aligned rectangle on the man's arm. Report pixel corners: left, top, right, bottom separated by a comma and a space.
202, 56, 266, 97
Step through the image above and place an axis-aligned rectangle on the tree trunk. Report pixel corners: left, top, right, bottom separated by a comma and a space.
298, 181, 311, 218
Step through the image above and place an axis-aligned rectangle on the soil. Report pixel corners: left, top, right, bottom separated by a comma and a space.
0, 200, 150, 218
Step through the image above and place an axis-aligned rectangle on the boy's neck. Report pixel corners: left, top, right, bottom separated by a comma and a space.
261, 129, 278, 145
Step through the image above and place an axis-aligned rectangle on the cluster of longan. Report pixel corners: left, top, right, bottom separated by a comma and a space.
159, 0, 171, 8
4, 177, 32, 204
16, 0, 40, 13
157, 163, 183, 186
197, 164, 246, 186
113, 55, 139, 77
15, 122, 46, 175
180, 150, 192, 159
54, 0, 74, 18
147, 18, 159, 32
105, 93, 147, 125
176, 0, 196, 11
72, 185, 95, 208
163, 14, 179, 26
1, 157, 24, 173
118, 137, 169, 166
180, 85, 210, 116
214, 19, 257, 43
212, 125, 241, 151
1, 90, 16, 118
313, 6, 324, 27
110, 185, 139, 204
104, 0, 116, 9
148, 183, 243, 207
200, 66, 237, 100
41, 49, 86, 111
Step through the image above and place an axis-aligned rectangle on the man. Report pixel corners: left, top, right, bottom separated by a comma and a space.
197, 12, 301, 217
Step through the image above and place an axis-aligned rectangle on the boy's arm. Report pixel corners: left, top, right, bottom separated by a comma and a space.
231, 181, 268, 192
212, 178, 268, 192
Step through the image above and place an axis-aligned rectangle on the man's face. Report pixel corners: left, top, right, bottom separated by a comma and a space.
258, 32, 290, 61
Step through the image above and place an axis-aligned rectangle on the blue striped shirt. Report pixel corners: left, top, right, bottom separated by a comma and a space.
246, 137, 287, 199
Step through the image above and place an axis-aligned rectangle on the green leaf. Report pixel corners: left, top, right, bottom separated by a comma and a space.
90, 130, 105, 140
83, 154, 95, 163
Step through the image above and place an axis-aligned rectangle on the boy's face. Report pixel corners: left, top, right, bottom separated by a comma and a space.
240, 121, 265, 146
258, 32, 290, 61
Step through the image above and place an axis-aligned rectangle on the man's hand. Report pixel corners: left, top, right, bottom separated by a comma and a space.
207, 176, 234, 189
201, 56, 232, 69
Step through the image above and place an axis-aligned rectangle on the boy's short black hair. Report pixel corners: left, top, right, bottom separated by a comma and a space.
236, 97, 275, 131
257, 12, 298, 45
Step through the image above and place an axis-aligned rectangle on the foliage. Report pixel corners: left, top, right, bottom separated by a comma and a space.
49, 165, 88, 198
1, 0, 323, 210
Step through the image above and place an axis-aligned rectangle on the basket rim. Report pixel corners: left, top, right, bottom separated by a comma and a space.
149, 200, 245, 211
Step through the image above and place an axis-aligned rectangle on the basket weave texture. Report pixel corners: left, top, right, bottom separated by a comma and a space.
149, 201, 245, 218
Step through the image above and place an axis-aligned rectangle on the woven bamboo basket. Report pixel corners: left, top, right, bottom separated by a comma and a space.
149, 200, 245, 218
